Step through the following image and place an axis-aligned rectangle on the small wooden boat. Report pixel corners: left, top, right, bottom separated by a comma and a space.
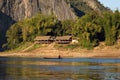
43, 57, 62, 59
43, 55, 62, 59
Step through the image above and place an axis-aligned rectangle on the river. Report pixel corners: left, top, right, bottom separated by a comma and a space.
0, 57, 120, 80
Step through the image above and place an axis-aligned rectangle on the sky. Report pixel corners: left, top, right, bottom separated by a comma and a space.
98, 0, 120, 11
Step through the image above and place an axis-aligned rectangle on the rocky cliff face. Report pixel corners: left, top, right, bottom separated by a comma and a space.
0, 0, 77, 21
82, 0, 107, 12
67, 0, 109, 14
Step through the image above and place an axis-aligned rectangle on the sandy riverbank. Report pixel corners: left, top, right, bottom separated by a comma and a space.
0, 47, 120, 58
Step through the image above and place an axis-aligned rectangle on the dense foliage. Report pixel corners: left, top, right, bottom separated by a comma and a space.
73, 10, 120, 48
102, 11, 120, 45
5, 10, 120, 49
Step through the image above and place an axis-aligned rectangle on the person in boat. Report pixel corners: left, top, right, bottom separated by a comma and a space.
58, 55, 61, 59
43, 55, 62, 59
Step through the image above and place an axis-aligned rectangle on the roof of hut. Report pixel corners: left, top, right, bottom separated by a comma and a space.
34, 36, 52, 41
56, 36, 72, 40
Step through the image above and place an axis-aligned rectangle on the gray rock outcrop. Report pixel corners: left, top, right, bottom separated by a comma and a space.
0, 0, 77, 21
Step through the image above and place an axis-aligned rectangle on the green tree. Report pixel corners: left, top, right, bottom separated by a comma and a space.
102, 11, 120, 45
73, 12, 102, 49
6, 24, 22, 49
60, 20, 74, 36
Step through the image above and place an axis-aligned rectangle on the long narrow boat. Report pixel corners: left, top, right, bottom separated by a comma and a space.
43, 55, 62, 59
43, 57, 62, 59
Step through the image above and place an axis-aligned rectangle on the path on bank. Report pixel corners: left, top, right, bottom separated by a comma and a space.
21, 43, 36, 52
0, 43, 120, 58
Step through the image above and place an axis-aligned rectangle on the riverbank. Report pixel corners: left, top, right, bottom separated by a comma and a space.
0, 46, 120, 58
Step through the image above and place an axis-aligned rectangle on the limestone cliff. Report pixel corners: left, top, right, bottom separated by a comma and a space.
0, 0, 77, 21
67, 0, 110, 13
82, 0, 108, 12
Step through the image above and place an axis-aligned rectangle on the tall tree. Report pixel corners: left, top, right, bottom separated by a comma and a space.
102, 11, 120, 45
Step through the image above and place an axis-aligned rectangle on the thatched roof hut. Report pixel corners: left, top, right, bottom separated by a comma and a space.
34, 36, 54, 44
34, 36, 72, 44
56, 36, 72, 40
34, 36, 51, 41
55, 36, 72, 44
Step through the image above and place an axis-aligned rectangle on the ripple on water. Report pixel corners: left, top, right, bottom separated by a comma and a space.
0, 57, 120, 80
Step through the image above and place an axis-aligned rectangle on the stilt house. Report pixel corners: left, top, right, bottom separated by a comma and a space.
55, 36, 72, 44
34, 36, 54, 44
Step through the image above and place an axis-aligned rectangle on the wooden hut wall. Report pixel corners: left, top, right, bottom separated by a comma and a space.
34, 36, 53, 44
55, 36, 72, 44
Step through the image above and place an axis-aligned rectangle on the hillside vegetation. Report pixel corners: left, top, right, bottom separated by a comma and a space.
4, 10, 120, 50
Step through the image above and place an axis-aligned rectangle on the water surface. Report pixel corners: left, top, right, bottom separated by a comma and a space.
0, 57, 120, 80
